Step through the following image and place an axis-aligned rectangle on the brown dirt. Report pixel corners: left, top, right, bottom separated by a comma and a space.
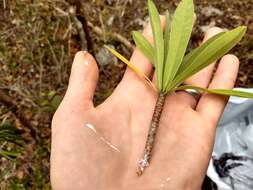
0, 0, 252, 188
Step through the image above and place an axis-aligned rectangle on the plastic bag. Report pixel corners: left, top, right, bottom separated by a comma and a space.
207, 88, 253, 190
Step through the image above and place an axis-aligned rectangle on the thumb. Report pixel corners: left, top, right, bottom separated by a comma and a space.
64, 51, 99, 108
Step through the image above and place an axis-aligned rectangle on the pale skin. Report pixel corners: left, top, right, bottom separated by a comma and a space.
51, 19, 240, 189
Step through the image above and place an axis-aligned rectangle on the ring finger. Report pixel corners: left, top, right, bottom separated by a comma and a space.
177, 27, 224, 108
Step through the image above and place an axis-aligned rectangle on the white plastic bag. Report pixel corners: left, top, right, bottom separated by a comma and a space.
207, 89, 253, 190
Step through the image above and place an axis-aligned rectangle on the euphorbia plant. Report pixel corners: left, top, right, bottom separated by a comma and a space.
106, 0, 253, 175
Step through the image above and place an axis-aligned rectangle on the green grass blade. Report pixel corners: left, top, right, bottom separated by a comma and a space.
0, 124, 23, 145
0, 150, 19, 160
164, 11, 170, 63
163, 0, 194, 91
132, 31, 154, 62
148, 0, 164, 91
176, 85, 253, 99
170, 26, 247, 90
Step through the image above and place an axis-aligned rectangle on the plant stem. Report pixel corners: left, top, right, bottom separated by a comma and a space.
137, 93, 166, 176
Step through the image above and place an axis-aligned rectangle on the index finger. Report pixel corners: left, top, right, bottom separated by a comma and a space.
121, 16, 166, 82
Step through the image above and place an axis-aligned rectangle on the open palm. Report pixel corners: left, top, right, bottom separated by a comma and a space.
51, 25, 239, 190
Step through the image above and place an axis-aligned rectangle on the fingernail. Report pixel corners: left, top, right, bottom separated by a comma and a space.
82, 51, 89, 66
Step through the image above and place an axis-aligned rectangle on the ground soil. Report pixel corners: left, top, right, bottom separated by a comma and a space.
0, 0, 252, 189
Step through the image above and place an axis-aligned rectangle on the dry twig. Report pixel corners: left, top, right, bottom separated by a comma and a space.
0, 89, 37, 138
64, 0, 96, 57
87, 21, 134, 50
68, 7, 87, 51
56, 2, 134, 51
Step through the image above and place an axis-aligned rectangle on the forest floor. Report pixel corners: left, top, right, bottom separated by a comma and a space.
0, 0, 252, 189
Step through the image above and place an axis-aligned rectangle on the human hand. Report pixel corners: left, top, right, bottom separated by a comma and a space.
51, 21, 239, 190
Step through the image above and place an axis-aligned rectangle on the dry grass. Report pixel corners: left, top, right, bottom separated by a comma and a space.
0, 0, 252, 188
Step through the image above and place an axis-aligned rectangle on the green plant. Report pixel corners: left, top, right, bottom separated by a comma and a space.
0, 123, 23, 159
106, 0, 253, 175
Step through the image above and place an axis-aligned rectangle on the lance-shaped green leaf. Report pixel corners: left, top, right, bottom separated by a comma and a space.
164, 11, 171, 63
178, 32, 225, 73
148, 0, 164, 91
176, 85, 253, 99
169, 26, 247, 91
132, 31, 154, 62
163, 0, 194, 91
